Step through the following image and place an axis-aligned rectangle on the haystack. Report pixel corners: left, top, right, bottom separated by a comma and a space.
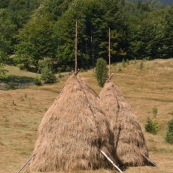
30, 75, 115, 172
99, 81, 149, 167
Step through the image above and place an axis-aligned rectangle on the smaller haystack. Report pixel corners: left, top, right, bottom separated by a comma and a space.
30, 75, 115, 172
99, 81, 149, 167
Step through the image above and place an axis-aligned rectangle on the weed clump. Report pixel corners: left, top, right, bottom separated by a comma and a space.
34, 77, 42, 86
166, 119, 173, 144
139, 61, 144, 70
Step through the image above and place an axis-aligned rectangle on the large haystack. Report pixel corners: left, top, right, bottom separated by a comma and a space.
99, 81, 149, 167
30, 75, 115, 172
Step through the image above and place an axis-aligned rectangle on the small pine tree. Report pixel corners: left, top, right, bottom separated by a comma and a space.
95, 58, 108, 87
145, 106, 159, 134
166, 119, 173, 144
145, 117, 158, 135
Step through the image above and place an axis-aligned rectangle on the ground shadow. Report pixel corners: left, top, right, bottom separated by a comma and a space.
1, 75, 35, 84
0, 75, 35, 90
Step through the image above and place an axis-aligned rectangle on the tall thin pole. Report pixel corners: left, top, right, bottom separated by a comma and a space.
75, 21, 78, 73
108, 28, 111, 78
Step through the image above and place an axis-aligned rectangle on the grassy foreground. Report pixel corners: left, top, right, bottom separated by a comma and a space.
0, 59, 173, 173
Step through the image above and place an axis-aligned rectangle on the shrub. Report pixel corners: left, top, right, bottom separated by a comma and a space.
166, 119, 173, 144
66, 66, 72, 72
57, 67, 63, 73
126, 59, 129, 65
145, 117, 158, 135
41, 66, 56, 84
139, 61, 144, 70
38, 58, 57, 84
95, 58, 108, 87
0, 65, 8, 81
8, 82, 15, 90
34, 77, 42, 86
17, 64, 26, 70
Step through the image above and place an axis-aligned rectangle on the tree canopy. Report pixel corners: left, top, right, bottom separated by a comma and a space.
0, 0, 173, 71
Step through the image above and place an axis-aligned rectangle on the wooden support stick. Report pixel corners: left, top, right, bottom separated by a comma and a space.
16, 153, 36, 173
140, 152, 157, 167
74, 75, 95, 118
107, 73, 114, 83
100, 150, 123, 173
108, 28, 111, 78
74, 68, 80, 76
75, 21, 78, 73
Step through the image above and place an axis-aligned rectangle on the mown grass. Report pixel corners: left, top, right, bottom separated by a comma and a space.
0, 59, 173, 173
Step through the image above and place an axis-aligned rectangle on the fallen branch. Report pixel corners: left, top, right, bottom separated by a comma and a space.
100, 150, 123, 173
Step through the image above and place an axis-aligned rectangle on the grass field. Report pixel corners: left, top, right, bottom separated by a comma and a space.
0, 59, 173, 173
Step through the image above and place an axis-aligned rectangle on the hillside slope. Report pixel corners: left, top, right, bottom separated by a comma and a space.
0, 59, 173, 173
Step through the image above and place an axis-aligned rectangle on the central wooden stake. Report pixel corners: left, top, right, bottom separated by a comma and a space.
108, 28, 111, 78
75, 21, 78, 73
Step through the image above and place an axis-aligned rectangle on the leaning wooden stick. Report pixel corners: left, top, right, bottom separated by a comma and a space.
74, 68, 80, 76
16, 153, 36, 173
107, 73, 114, 83
100, 150, 123, 173
140, 152, 157, 167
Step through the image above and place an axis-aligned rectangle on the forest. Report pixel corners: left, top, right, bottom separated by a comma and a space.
0, 0, 173, 72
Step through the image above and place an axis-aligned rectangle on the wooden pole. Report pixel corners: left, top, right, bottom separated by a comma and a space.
108, 28, 111, 78
75, 21, 78, 73
100, 150, 123, 173
16, 153, 36, 173
140, 152, 157, 167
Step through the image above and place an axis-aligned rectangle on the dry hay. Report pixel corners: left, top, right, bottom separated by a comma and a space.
99, 81, 149, 167
30, 75, 115, 172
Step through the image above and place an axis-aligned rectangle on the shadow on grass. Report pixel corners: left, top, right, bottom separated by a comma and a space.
0, 75, 35, 90
1, 75, 35, 84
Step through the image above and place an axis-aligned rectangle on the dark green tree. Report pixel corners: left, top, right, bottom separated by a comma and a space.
95, 58, 108, 87
0, 9, 17, 60
8, 0, 41, 28
55, 0, 126, 70
55, 0, 107, 70
15, 15, 56, 69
